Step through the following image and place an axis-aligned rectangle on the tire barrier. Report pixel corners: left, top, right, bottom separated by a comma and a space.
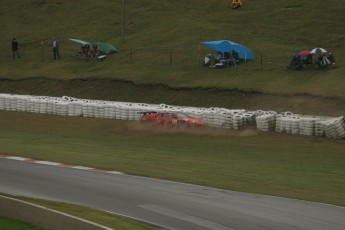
291, 116, 301, 135
324, 117, 345, 139
256, 113, 277, 132
299, 117, 317, 136
0, 93, 344, 139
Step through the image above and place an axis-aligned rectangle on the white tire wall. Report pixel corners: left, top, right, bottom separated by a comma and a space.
299, 117, 316, 136
325, 117, 345, 139
0, 93, 344, 139
256, 113, 276, 132
233, 114, 244, 130
291, 117, 300, 135
0, 94, 6, 110
243, 112, 255, 127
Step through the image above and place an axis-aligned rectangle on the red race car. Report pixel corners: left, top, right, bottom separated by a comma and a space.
140, 111, 205, 127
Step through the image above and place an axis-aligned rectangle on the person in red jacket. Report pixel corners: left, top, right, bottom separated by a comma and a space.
84, 44, 91, 58
91, 44, 99, 58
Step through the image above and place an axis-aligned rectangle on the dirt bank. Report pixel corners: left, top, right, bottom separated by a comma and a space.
1, 77, 344, 117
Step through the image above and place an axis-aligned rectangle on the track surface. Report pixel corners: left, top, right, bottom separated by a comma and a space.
1, 158, 344, 230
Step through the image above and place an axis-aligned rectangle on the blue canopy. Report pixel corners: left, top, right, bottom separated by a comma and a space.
201, 40, 254, 61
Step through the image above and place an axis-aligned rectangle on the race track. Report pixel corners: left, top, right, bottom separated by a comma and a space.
0, 158, 344, 230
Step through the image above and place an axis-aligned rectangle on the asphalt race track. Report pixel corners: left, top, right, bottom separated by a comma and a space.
1, 158, 344, 230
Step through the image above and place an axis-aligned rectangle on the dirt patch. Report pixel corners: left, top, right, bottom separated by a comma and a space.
119, 122, 258, 137
0, 77, 345, 117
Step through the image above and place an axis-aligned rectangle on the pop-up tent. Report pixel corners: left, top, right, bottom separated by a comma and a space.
69, 38, 118, 54
94, 42, 118, 54
69, 38, 92, 46
201, 40, 254, 61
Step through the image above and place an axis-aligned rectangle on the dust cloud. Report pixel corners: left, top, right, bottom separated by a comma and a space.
119, 122, 257, 137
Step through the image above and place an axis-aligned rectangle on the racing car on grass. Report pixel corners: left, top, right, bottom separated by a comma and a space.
140, 111, 205, 127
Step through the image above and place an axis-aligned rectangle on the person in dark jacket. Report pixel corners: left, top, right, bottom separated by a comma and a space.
52, 37, 60, 60
12, 38, 20, 59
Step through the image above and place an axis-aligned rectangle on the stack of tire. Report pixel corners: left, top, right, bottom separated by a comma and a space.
275, 112, 290, 133
290, 116, 300, 135
232, 113, 244, 130
219, 110, 233, 129
0, 94, 5, 110
202, 109, 216, 127
275, 115, 286, 133
324, 117, 345, 139
299, 117, 317, 136
1, 93, 345, 139
256, 112, 277, 132
243, 112, 256, 127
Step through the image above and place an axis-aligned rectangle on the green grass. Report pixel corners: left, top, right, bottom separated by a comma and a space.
1, 0, 345, 220
0, 194, 157, 230
1, 111, 345, 207
0, 0, 344, 97
0, 216, 47, 230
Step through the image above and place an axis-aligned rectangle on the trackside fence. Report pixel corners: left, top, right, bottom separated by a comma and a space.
0, 93, 344, 139
1, 41, 259, 68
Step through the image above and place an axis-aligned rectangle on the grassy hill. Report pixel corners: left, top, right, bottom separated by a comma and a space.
0, 0, 344, 98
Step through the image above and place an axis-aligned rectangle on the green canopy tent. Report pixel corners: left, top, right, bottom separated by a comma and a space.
95, 42, 118, 54
69, 38, 118, 55
69, 38, 92, 46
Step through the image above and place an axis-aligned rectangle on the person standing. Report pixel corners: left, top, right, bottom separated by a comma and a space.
52, 37, 60, 60
11, 38, 20, 59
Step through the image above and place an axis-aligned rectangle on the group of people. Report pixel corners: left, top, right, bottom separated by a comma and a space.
79, 44, 99, 60
288, 52, 336, 71
203, 51, 240, 68
11, 37, 104, 61
11, 37, 61, 60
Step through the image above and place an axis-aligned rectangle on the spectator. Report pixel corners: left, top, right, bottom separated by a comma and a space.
11, 38, 20, 59
230, 0, 242, 9
79, 45, 86, 58
84, 44, 91, 58
52, 37, 60, 60
305, 54, 313, 65
91, 44, 99, 58
327, 53, 335, 65
214, 51, 222, 62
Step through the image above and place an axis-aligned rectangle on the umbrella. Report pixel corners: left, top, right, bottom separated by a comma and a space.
299, 50, 310, 56
310, 48, 327, 54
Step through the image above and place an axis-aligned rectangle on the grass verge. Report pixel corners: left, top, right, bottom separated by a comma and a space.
1, 111, 345, 207
0, 193, 157, 230
0, 216, 47, 230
